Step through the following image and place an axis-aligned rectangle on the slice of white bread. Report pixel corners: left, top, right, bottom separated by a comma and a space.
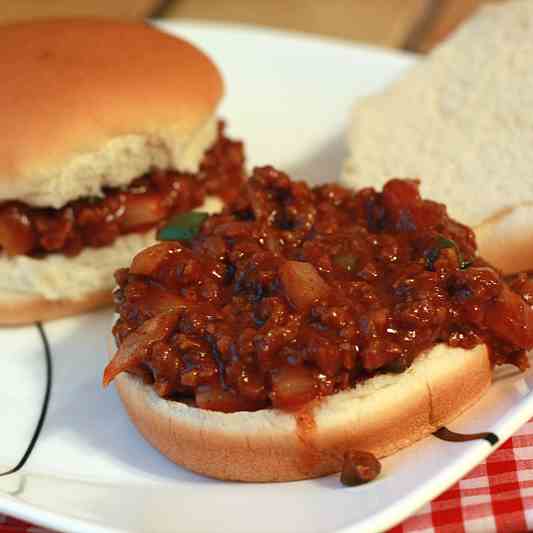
342, 0, 533, 273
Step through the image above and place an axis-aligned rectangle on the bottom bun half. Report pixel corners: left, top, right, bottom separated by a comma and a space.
112, 342, 491, 482
0, 289, 112, 325
0, 196, 223, 325
0, 229, 155, 325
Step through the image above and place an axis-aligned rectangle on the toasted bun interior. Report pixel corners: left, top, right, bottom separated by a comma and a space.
0, 19, 223, 207
0, 196, 223, 325
112, 342, 491, 481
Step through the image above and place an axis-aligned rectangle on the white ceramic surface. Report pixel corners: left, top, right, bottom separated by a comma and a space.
1, 21, 532, 533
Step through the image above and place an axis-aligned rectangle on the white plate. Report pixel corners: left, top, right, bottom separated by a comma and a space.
1, 21, 532, 533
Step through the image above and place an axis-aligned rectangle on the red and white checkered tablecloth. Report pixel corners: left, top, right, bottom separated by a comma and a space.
2, 418, 533, 533
392, 417, 533, 533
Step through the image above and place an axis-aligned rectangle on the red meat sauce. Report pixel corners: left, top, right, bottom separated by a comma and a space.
0, 122, 245, 257
105, 166, 533, 413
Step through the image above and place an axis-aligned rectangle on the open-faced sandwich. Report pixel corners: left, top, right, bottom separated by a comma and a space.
0, 19, 245, 324
343, 0, 533, 275
104, 166, 533, 481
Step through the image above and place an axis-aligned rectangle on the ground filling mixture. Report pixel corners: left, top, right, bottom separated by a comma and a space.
105, 166, 533, 412
0, 122, 245, 258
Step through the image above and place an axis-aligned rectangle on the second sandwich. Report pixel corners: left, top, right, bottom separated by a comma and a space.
0, 19, 245, 324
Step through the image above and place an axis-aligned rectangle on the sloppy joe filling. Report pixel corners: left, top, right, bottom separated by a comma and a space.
0, 122, 245, 258
106, 166, 533, 412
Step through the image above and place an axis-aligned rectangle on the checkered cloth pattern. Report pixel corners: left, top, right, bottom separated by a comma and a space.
0, 514, 52, 533
391, 417, 533, 533
2, 418, 533, 533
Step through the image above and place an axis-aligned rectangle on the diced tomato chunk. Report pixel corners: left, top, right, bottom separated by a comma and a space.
270, 365, 318, 409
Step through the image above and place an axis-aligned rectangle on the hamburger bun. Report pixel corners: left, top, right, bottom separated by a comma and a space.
0, 18, 223, 208
112, 341, 491, 482
342, 0, 533, 274
0, 19, 228, 324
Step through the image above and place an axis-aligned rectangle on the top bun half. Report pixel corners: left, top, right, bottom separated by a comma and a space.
0, 19, 223, 207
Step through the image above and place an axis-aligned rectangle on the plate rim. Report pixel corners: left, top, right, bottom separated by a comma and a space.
2, 19, 529, 533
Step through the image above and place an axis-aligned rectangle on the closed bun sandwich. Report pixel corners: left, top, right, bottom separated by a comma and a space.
0, 19, 245, 324
104, 167, 533, 481
343, 0, 533, 275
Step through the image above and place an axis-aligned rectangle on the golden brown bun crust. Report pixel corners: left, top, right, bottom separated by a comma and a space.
112, 343, 491, 481
0, 18, 222, 187
0, 290, 111, 325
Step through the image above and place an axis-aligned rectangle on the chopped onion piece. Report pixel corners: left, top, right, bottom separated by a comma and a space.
279, 260, 330, 311
270, 365, 318, 408
120, 193, 167, 230
130, 242, 182, 276
103, 312, 180, 386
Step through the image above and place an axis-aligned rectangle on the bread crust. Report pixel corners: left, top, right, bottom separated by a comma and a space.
475, 203, 533, 275
112, 343, 491, 481
0, 289, 111, 325
0, 19, 223, 205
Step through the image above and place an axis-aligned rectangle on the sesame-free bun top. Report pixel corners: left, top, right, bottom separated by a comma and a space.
0, 19, 223, 207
